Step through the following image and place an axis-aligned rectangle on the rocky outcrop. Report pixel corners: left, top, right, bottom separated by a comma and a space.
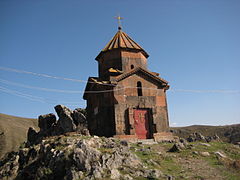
0, 136, 163, 180
27, 105, 89, 146
38, 113, 56, 131
168, 142, 186, 152
187, 132, 221, 143
55, 105, 76, 133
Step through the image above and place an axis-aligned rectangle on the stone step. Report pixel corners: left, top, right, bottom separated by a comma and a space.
136, 139, 158, 145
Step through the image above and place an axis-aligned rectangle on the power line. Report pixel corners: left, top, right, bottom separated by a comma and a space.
0, 66, 115, 87
1, 77, 240, 95
0, 86, 46, 103
0, 78, 84, 94
0, 78, 125, 93
0, 66, 86, 83
1, 66, 239, 94
0, 86, 85, 105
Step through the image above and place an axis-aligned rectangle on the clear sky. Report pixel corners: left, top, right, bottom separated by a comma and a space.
0, 0, 239, 126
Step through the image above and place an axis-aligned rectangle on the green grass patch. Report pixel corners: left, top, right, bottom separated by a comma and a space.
41, 167, 53, 175
55, 144, 66, 151
159, 155, 182, 176
97, 147, 114, 154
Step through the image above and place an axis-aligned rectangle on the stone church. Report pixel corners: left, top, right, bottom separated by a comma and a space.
83, 26, 170, 140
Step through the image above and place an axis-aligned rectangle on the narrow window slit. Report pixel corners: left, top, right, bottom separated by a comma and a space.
137, 81, 143, 96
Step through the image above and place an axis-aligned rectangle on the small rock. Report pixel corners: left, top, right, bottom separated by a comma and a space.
233, 160, 240, 170
123, 174, 133, 180
70, 170, 84, 180
179, 138, 188, 146
192, 151, 198, 155
214, 151, 227, 158
235, 142, 240, 147
199, 152, 210, 157
92, 167, 103, 179
110, 169, 120, 179
167, 175, 174, 180
199, 143, 211, 147
120, 140, 128, 146
146, 169, 162, 178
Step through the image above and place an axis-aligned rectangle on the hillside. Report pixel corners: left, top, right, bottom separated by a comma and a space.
171, 124, 240, 144
0, 134, 240, 180
0, 113, 38, 158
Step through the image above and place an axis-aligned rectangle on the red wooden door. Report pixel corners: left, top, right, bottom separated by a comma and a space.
134, 109, 150, 139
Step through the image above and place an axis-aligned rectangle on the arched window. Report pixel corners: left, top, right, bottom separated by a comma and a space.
137, 81, 143, 96
131, 65, 134, 69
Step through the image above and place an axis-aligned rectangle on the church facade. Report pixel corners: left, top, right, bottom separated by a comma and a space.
83, 26, 170, 140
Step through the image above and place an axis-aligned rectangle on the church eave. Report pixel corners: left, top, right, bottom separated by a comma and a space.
83, 77, 115, 99
95, 48, 149, 61
115, 67, 169, 87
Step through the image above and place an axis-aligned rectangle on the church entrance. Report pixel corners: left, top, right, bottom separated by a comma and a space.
133, 109, 150, 139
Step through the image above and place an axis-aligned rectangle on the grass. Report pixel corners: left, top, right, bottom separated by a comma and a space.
159, 155, 182, 177
130, 143, 183, 179
130, 141, 240, 180
178, 142, 240, 179
42, 167, 53, 175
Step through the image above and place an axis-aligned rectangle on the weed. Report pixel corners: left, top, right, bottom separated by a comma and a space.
41, 167, 53, 175
97, 147, 114, 154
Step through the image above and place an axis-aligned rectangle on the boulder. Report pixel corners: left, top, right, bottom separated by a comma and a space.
27, 127, 38, 145
205, 134, 221, 142
233, 160, 240, 170
110, 169, 120, 179
169, 142, 185, 152
26, 105, 90, 146
72, 108, 87, 126
179, 138, 188, 146
187, 132, 206, 142
55, 105, 76, 133
38, 113, 56, 131
120, 140, 128, 147
72, 108, 90, 135
187, 132, 221, 143
195, 132, 206, 141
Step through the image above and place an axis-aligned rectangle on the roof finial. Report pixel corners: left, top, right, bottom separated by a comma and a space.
115, 15, 123, 30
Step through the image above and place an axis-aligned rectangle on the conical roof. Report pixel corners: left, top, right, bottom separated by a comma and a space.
96, 29, 149, 60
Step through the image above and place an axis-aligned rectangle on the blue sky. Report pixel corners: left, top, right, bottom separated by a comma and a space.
0, 0, 239, 126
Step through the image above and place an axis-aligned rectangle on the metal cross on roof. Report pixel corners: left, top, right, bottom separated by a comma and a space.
115, 15, 123, 30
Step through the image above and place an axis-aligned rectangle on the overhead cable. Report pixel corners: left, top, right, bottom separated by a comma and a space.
0, 66, 115, 86
0, 86, 85, 105
0, 66, 87, 82
1, 66, 239, 94
0, 78, 125, 93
